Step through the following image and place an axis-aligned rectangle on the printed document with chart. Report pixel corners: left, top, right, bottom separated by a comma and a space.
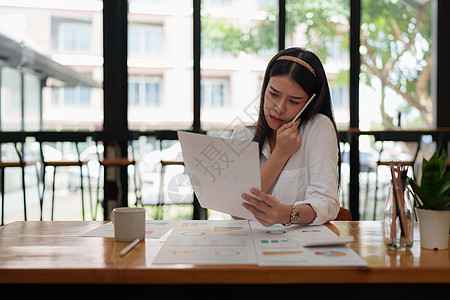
153, 220, 368, 266
178, 131, 261, 220
153, 220, 258, 265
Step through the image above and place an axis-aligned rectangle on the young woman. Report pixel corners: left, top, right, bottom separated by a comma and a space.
232, 47, 341, 227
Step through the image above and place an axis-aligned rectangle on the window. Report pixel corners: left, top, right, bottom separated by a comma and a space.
360, 0, 433, 130
128, 76, 162, 107
52, 17, 92, 52
201, 78, 230, 108
286, 0, 350, 128
24, 73, 40, 131
201, 0, 278, 129
127, 1, 193, 130
330, 86, 348, 109
0, 67, 22, 130
128, 24, 164, 55
52, 86, 92, 106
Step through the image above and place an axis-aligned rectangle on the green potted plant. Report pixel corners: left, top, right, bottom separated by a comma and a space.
408, 149, 450, 250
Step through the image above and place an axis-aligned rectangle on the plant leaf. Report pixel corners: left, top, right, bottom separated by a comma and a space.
408, 178, 425, 206
420, 160, 442, 204
410, 149, 450, 209
439, 149, 447, 177
426, 197, 450, 210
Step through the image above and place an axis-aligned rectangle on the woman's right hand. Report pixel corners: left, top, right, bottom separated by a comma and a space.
274, 118, 301, 158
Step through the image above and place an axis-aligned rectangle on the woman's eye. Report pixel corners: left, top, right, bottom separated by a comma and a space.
269, 92, 278, 97
290, 100, 300, 105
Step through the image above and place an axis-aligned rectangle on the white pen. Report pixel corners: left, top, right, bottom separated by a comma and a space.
291, 93, 316, 123
120, 238, 141, 257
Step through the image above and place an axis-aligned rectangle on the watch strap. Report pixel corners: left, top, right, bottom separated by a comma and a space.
282, 205, 300, 226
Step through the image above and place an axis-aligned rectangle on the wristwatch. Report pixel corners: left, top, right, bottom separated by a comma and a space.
283, 205, 300, 226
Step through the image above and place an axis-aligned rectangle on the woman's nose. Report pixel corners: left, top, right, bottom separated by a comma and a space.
274, 100, 286, 114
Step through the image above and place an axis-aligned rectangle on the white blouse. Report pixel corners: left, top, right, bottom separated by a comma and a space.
231, 113, 340, 225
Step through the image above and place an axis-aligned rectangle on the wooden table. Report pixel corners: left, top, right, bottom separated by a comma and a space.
0, 221, 448, 296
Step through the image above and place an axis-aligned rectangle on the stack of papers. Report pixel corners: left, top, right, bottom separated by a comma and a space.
82, 220, 367, 267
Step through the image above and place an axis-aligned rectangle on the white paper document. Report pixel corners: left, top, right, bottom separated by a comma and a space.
80, 220, 177, 239
178, 131, 261, 220
153, 220, 258, 265
250, 222, 368, 267
152, 220, 367, 267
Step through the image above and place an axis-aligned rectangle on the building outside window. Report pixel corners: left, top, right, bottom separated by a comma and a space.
128, 76, 162, 107
201, 78, 230, 108
52, 17, 92, 52
52, 86, 92, 106
129, 24, 164, 55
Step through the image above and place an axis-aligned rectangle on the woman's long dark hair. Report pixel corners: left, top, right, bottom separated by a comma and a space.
254, 47, 342, 187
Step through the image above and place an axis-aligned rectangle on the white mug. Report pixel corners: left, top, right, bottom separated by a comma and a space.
110, 207, 146, 242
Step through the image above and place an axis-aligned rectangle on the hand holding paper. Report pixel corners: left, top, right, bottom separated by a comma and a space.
178, 131, 261, 220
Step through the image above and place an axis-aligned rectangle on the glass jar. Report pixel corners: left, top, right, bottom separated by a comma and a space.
383, 182, 414, 251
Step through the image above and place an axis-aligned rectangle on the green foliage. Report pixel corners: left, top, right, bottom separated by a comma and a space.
408, 149, 450, 210
285, 0, 349, 60
201, 9, 278, 58
201, 0, 433, 128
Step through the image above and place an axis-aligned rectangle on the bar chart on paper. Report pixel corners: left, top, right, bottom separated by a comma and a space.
260, 239, 304, 256
214, 226, 244, 232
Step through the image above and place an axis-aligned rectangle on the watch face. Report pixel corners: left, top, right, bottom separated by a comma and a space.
293, 214, 300, 223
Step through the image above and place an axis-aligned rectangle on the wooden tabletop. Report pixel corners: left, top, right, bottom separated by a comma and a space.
0, 221, 448, 285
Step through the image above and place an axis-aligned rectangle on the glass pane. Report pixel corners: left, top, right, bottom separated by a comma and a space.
24, 73, 40, 131
358, 1, 433, 220
360, 0, 433, 131
1, 67, 22, 130
0, 0, 104, 131
286, 0, 350, 129
201, 0, 278, 135
127, 0, 193, 130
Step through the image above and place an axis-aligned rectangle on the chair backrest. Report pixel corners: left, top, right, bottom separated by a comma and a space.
92, 130, 140, 143
0, 132, 27, 144
373, 132, 424, 185
155, 130, 179, 150
92, 130, 140, 161
434, 131, 450, 153
35, 132, 89, 163
155, 130, 184, 162
334, 207, 352, 221
373, 131, 423, 143
0, 132, 27, 163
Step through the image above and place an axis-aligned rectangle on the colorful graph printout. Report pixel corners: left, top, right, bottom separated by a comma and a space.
214, 227, 244, 232
250, 222, 368, 266
153, 220, 257, 265
315, 250, 347, 257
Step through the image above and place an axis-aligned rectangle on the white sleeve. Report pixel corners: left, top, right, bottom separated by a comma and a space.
296, 117, 340, 225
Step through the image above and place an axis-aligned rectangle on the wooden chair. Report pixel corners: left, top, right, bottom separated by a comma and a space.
92, 130, 142, 219
35, 132, 92, 221
0, 132, 40, 225
334, 207, 352, 221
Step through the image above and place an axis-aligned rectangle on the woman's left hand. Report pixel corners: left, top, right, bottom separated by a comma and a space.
241, 188, 292, 227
